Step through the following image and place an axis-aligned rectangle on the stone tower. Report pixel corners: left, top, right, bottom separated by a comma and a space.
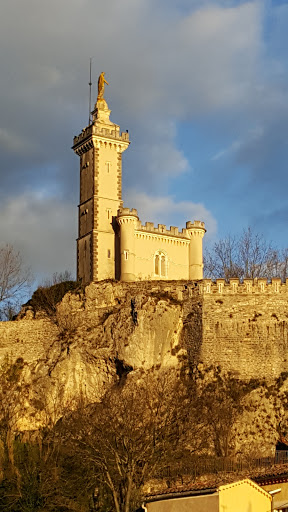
73, 74, 206, 284
72, 93, 130, 283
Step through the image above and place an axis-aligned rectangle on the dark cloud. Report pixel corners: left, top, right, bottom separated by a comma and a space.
1, 0, 288, 282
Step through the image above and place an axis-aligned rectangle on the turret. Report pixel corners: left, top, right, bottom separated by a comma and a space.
117, 208, 139, 282
186, 221, 206, 280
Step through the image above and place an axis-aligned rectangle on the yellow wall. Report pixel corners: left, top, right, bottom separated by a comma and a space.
219, 479, 272, 512
134, 231, 190, 280
97, 142, 119, 203
97, 229, 116, 280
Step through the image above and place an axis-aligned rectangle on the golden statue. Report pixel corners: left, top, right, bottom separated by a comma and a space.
97, 72, 109, 100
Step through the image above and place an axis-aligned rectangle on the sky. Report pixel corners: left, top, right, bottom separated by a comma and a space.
1, 0, 288, 286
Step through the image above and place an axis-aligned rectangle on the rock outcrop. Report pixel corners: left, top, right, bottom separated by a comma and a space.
0, 279, 288, 458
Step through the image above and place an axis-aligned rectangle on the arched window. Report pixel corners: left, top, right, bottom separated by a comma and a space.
154, 251, 167, 277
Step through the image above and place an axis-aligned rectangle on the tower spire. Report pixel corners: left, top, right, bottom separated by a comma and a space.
88, 58, 92, 125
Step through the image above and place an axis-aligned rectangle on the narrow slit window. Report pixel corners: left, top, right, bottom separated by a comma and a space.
154, 251, 167, 277
108, 249, 111, 259
106, 161, 111, 173
161, 255, 166, 277
124, 250, 129, 260
155, 254, 160, 275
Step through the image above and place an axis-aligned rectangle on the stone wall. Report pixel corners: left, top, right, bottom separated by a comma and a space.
54, 278, 288, 380
0, 279, 288, 437
200, 278, 288, 379
0, 317, 58, 364
0, 279, 288, 381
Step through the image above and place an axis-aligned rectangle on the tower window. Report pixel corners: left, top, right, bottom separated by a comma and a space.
108, 249, 111, 259
124, 250, 129, 260
107, 208, 112, 220
106, 161, 111, 173
154, 251, 167, 277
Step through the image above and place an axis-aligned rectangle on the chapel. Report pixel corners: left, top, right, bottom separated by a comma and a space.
72, 73, 206, 283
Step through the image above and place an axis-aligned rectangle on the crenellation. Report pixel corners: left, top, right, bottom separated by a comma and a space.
170, 226, 179, 235
230, 278, 239, 292
137, 223, 192, 239
186, 220, 206, 230
200, 278, 288, 295
73, 124, 129, 148
216, 279, 225, 293
272, 277, 281, 292
117, 207, 138, 218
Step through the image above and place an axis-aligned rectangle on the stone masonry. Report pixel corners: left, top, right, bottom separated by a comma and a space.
1, 279, 288, 381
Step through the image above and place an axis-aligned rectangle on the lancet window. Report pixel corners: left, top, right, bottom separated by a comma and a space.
154, 251, 167, 277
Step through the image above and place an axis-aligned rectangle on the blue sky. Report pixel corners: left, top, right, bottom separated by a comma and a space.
0, 0, 288, 283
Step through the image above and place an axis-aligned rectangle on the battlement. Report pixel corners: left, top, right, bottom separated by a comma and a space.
199, 277, 287, 295
186, 220, 206, 231
137, 221, 198, 239
117, 207, 139, 218
72, 124, 129, 149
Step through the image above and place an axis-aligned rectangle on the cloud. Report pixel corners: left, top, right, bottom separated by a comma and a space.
124, 190, 217, 238
111, 1, 262, 118
1, 0, 288, 278
0, 127, 38, 155
211, 126, 264, 161
0, 193, 76, 283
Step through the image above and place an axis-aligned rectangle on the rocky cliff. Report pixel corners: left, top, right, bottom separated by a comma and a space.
0, 279, 288, 457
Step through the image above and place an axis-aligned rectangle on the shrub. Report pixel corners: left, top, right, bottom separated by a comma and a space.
27, 280, 79, 317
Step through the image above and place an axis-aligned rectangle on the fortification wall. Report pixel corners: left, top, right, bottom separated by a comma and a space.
0, 279, 288, 380
136, 220, 205, 239
0, 317, 58, 364
200, 278, 288, 379
137, 221, 190, 239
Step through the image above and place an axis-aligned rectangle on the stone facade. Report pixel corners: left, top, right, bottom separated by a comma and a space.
200, 277, 288, 379
72, 97, 205, 284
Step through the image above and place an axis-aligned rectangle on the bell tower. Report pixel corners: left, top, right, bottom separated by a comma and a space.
72, 74, 130, 283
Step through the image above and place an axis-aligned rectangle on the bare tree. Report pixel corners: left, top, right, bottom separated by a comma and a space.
204, 235, 243, 281
238, 227, 274, 279
204, 227, 286, 281
0, 244, 31, 319
275, 248, 288, 282
60, 371, 207, 512
42, 270, 74, 288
